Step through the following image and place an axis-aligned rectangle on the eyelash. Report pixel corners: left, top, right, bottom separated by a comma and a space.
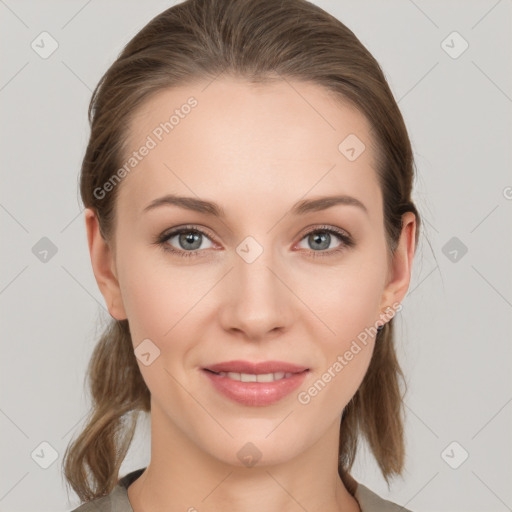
153, 224, 355, 259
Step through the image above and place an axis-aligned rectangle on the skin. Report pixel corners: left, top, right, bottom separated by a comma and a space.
85, 76, 416, 512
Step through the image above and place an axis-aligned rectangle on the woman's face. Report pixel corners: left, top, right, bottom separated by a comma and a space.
86, 77, 415, 469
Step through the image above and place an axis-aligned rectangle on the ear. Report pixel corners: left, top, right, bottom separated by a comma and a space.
379, 211, 417, 311
84, 208, 127, 320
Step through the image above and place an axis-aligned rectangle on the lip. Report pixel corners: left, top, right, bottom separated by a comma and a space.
202, 365, 309, 407
204, 360, 309, 374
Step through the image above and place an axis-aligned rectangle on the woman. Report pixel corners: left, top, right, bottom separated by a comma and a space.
64, 0, 420, 510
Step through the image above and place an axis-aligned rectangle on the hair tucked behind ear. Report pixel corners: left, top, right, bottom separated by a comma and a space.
64, 0, 421, 502
62, 320, 150, 501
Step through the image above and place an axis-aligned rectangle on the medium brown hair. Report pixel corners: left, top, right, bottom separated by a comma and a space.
63, 0, 421, 502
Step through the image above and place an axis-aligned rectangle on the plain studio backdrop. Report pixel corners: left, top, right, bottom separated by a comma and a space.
1, 1, 511, 511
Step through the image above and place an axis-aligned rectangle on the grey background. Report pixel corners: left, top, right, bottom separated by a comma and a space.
1, 0, 511, 510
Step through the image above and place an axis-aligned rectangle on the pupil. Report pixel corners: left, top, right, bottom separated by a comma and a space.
310, 232, 329, 250
181, 231, 201, 250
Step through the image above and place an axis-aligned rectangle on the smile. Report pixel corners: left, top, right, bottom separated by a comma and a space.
202, 368, 309, 406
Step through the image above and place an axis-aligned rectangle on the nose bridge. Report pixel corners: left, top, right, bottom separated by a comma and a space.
237, 242, 278, 296
219, 234, 293, 338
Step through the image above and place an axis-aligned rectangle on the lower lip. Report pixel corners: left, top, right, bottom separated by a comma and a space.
202, 369, 309, 406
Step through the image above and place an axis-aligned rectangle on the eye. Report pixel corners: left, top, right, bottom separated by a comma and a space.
154, 225, 215, 258
154, 224, 354, 259
296, 225, 354, 258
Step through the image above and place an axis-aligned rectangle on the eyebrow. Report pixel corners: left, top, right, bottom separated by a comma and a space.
142, 193, 368, 217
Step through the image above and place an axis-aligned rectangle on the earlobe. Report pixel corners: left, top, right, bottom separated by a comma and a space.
84, 208, 127, 320
379, 211, 417, 311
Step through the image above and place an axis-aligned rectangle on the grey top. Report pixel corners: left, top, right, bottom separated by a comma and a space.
71, 468, 412, 512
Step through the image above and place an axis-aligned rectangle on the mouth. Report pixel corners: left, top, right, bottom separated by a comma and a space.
201, 360, 310, 406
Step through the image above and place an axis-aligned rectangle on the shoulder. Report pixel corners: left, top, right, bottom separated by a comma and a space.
70, 494, 109, 511
69, 485, 131, 512
69, 468, 145, 512
355, 482, 413, 512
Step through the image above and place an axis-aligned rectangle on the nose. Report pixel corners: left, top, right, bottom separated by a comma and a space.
217, 246, 296, 341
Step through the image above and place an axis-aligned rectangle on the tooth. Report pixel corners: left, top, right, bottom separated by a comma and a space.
213, 371, 293, 382
240, 373, 257, 382
256, 373, 275, 382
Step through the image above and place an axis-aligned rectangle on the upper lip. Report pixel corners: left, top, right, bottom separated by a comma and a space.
204, 360, 309, 374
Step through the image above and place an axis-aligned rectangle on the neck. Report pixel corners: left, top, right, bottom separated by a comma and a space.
127, 404, 361, 512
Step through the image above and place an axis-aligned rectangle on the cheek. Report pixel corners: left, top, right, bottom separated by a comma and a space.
116, 247, 183, 342
300, 258, 385, 341
116, 251, 199, 398
297, 272, 382, 413
297, 253, 386, 399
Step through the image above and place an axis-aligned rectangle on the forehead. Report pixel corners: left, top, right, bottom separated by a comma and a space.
117, 76, 381, 221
